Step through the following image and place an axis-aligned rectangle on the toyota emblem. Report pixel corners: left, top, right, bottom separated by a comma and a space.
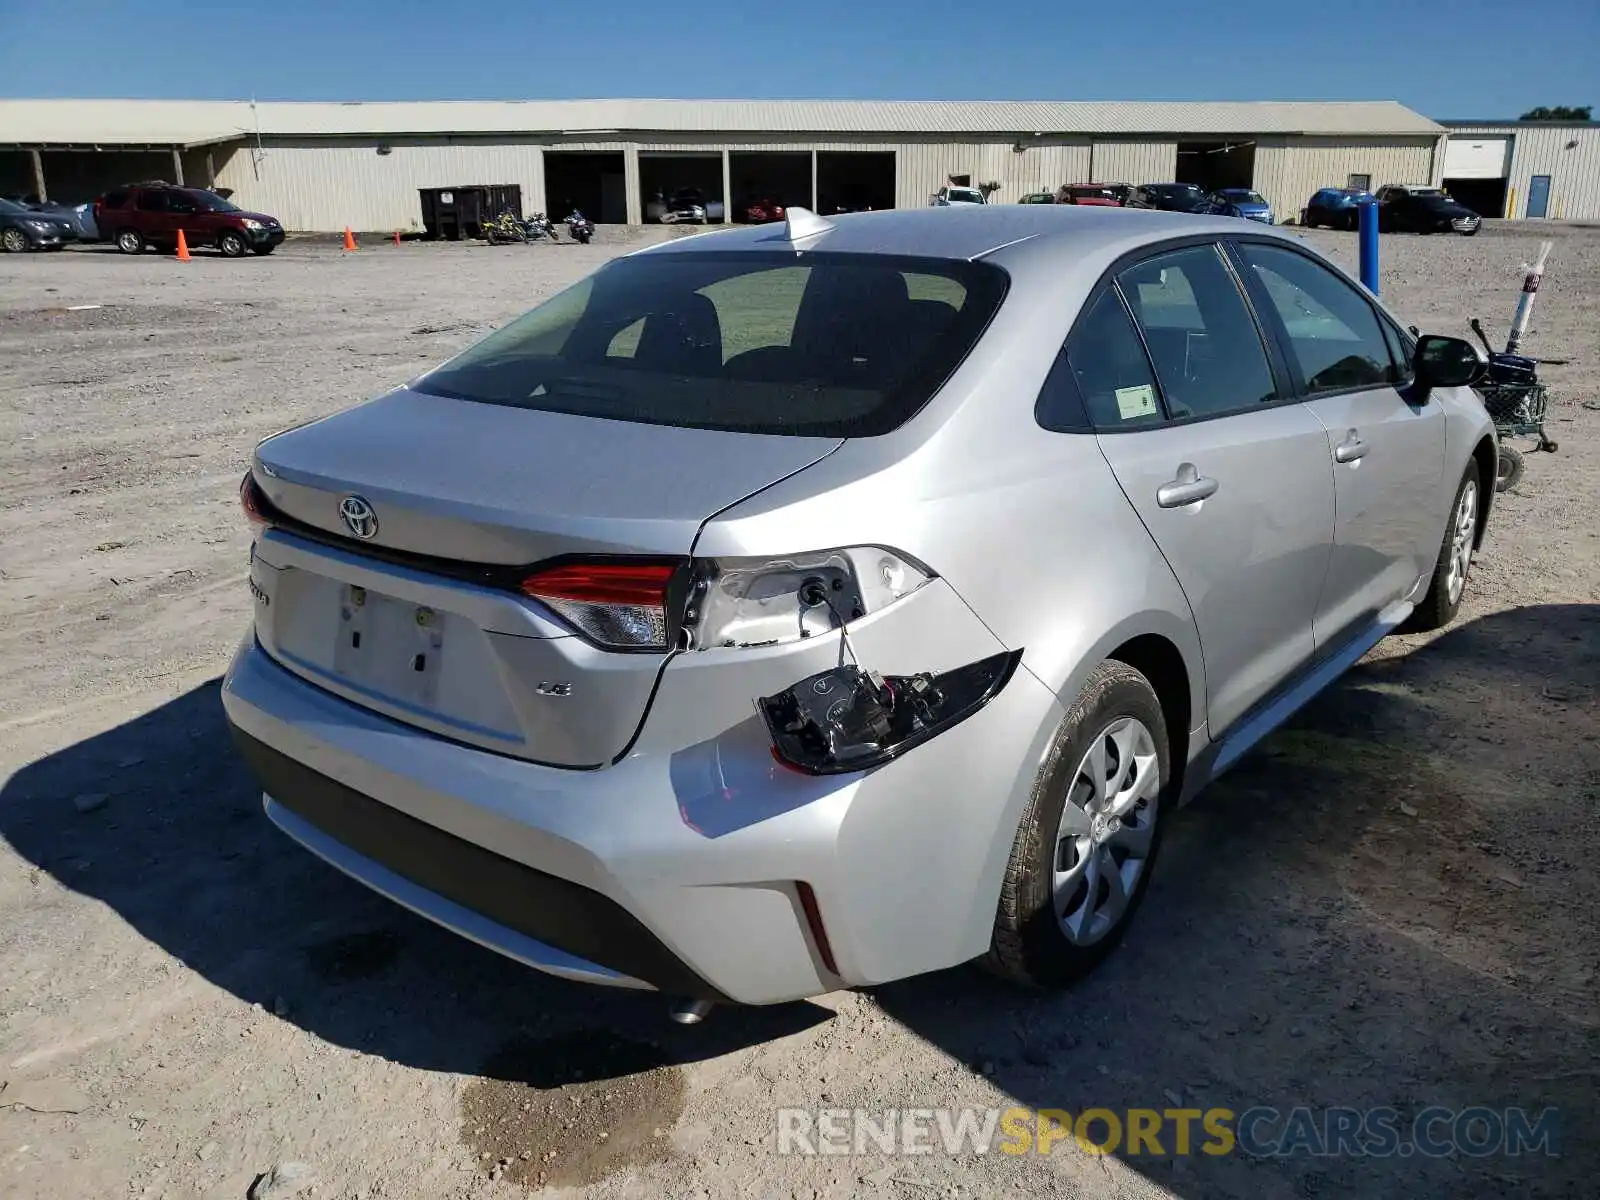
339, 495, 379, 540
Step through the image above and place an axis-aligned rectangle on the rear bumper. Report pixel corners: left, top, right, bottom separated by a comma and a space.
221, 617, 1062, 1003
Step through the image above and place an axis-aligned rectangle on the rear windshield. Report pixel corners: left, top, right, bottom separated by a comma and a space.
414, 251, 1010, 437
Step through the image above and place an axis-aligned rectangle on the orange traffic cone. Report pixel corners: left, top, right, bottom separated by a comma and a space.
175, 229, 191, 262
343, 227, 357, 252
393, 230, 402, 247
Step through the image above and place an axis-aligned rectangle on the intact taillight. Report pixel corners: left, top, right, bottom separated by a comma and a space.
520, 560, 685, 651
239, 471, 271, 530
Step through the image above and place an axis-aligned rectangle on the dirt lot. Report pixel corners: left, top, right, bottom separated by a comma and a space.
1, 223, 1596, 1200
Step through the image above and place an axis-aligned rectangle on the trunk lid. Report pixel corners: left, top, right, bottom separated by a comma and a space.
254, 386, 842, 562
249, 388, 842, 765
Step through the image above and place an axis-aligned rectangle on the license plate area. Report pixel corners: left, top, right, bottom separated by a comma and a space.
332, 584, 445, 708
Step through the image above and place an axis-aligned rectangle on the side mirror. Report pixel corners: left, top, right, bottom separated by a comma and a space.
1413, 334, 1486, 389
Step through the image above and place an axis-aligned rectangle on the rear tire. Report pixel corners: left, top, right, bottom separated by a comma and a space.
1404, 461, 1481, 632
116, 228, 144, 255
1495, 444, 1525, 492
985, 661, 1171, 988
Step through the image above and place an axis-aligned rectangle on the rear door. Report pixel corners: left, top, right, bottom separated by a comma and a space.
1087, 241, 1335, 735
1230, 240, 1446, 644
133, 188, 174, 243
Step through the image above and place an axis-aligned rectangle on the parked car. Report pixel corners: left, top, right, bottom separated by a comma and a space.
1303, 187, 1374, 230
0, 196, 77, 251
932, 186, 986, 206
743, 197, 787, 224
226, 206, 1496, 1014
1099, 183, 1137, 206
659, 188, 725, 225
1055, 185, 1121, 207
1374, 185, 1481, 235
1127, 183, 1216, 214
1019, 192, 1056, 205
4, 194, 98, 240
94, 183, 285, 256
1207, 188, 1274, 224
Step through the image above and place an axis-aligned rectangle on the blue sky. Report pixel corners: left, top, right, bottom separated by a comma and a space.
2, 0, 1595, 118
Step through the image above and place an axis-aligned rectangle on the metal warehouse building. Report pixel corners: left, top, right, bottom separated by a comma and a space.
1440, 119, 1600, 221
3, 96, 1577, 231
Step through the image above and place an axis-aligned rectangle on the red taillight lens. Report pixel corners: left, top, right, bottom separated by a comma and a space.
520, 559, 683, 651
239, 471, 271, 529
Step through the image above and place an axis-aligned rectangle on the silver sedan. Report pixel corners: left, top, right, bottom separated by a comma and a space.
224, 204, 1495, 1011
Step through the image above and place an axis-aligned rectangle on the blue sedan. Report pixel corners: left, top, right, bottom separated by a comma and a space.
1303, 187, 1374, 230
1208, 188, 1274, 224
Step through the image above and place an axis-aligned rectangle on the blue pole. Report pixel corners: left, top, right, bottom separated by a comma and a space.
1358, 197, 1379, 294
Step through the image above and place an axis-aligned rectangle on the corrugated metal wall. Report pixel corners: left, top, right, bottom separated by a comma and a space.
1089, 141, 1178, 185
1253, 136, 1437, 221
213, 137, 553, 231
1446, 125, 1600, 220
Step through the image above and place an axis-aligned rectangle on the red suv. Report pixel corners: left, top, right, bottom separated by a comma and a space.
95, 183, 285, 257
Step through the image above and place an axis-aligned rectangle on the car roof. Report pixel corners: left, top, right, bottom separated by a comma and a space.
632, 204, 1295, 264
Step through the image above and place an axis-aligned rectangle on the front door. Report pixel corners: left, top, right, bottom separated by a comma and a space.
1086, 242, 1335, 736
1231, 240, 1447, 645
1527, 175, 1551, 219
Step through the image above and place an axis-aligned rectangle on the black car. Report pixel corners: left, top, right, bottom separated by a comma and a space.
1375, 185, 1481, 235
1127, 183, 1215, 214
0, 196, 77, 252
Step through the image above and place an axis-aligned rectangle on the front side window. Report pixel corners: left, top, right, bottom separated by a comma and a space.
415, 251, 1007, 437
1237, 243, 1394, 393
1115, 244, 1277, 420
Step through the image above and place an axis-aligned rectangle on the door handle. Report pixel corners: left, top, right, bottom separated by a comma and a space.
1334, 431, 1368, 464
1156, 463, 1219, 509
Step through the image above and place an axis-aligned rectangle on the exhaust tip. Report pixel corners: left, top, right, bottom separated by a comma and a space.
668, 998, 714, 1025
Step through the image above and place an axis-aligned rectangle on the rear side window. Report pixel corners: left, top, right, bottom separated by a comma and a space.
1063, 288, 1163, 428
102, 190, 130, 209
1116, 244, 1277, 420
416, 251, 1008, 437
136, 191, 169, 212
1237, 243, 1395, 392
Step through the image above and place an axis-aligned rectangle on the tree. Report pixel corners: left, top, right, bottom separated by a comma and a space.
1518, 105, 1592, 121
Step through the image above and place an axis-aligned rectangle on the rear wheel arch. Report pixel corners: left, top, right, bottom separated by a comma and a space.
1107, 633, 1192, 799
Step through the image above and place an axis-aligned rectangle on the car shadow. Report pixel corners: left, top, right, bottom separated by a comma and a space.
2, 604, 1595, 1197
872, 601, 1599, 1198
0, 682, 830, 1090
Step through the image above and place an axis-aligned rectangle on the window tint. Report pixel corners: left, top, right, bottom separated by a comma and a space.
414, 252, 1006, 437
1116, 244, 1277, 420
136, 191, 169, 212
103, 190, 129, 209
1238, 243, 1394, 393
1062, 288, 1163, 428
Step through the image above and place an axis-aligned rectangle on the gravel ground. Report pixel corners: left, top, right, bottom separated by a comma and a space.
1, 222, 1596, 1200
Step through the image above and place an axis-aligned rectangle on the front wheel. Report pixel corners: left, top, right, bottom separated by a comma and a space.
1495, 444, 1525, 491
116, 228, 145, 255
985, 661, 1170, 987
1, 227, 28, 253
218, 230, 248, 257
1404, 461, 1481, 632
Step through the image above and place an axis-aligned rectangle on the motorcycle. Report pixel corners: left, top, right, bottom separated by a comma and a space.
481, 209, 527, 245
525, 212, 558, 242
565, 210, 594, 245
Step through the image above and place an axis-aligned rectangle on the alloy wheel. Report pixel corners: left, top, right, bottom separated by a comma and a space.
1, 228, 27, 253
1446, 479, 1477, 605
1053, 716, 1161, 946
